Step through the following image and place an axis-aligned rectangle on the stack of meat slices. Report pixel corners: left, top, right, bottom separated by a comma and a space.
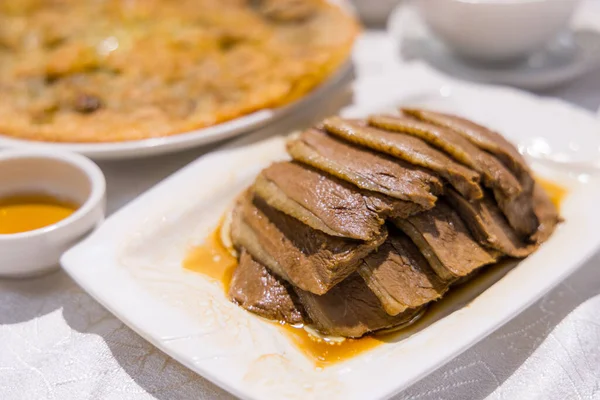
227, 108, 561, 338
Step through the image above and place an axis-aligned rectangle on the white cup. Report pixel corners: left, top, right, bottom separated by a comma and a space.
0, 150, 106, 278
417, 0, 581, 63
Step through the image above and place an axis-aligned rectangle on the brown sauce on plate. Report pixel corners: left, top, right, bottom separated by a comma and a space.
281, 324, 384, 368
184, 178, 567, 367
183, 225, 383, 366
537, 177, 567, 210
183, 225, 237, 289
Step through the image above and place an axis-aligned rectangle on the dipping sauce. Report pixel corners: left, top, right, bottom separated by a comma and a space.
0, 194, 78, 234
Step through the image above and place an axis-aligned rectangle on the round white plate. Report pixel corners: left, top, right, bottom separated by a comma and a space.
0, 62, 353, 161
388, 3, 600, 91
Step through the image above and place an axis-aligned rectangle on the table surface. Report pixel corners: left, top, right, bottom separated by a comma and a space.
2, 21, 600, 400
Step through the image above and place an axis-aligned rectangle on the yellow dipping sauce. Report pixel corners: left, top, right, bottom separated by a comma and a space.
0, 194, 78, 234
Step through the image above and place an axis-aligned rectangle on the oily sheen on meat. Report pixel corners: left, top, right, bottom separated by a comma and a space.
227, 108, 560, 339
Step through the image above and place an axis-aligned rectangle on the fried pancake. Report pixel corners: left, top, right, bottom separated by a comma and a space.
0, 0, 358, 142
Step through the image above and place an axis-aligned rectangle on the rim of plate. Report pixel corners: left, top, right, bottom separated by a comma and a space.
0, 60, 353, 161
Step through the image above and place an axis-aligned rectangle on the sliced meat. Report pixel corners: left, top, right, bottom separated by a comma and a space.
394, 201, 498, 281
230, 200, 283, 282
254, 162, 384, 241
362, 194, 425, 220
230, 192, 387, 295
369, 114, 522, 199
229, 249, 304, 325
400, 109, 539, 237
531, 183, 561, 244
287, 128, 443, 208
255, 161, 427, 240
445, 189, 535, 258
295, 273, 424, 338
359, 233, 448, 316
322, 117, 483, 200
401, 108, 532, 182
494, 189, 540, 238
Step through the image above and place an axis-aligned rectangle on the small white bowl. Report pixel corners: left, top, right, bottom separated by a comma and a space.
351, 0, 402, 26
418, 0, 581, 63
0, 150, 106, 278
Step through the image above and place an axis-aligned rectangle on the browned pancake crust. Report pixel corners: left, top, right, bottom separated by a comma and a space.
0, 0, 358, 142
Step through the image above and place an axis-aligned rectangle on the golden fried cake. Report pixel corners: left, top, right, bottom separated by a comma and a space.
0, 0, 358, 142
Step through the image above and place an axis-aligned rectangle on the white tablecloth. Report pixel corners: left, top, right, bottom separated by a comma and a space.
2, 28, 600, 400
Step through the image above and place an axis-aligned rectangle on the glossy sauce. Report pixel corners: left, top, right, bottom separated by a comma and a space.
183, 225, 238, 289
281, 324, 384, 368
184, 179, 567, 367
0, 194, 78, 234
184, 225, 382, 366
537, 177, 567, 210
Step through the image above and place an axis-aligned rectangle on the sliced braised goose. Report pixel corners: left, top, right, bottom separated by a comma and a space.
445, 189, 535, 258
531, 183, 561, 244
359, 233, 448, 316
222, 109, 562, 339
255, 162, 384, 241
287, 128, 443, 208
229, 249, 305, 325
295, 273, 425, 338
400, 109, 539, 237
394, 201, 498, 281
322, 117, 483, 200
231, 192, 387, 295
401, 108, 532, 183
362, 194, 425, 221
368, 114, 522, 199
495, 190, 540, 238
254, 161, 425, 241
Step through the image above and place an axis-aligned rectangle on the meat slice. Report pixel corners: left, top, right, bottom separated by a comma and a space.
254, 162, 384, 241
358, 233, 448, 316
445, 189, 535, 258
394, 201, 498, 281
361, 194, 425, 221
254, 161, 425, 241
295, 273, 424, 338
401, 108, 531, 182
531, 183, 561, 244
287, 128, 443, 208
491, 187, 539, 238
229, 250, 304, 325
230, 192, 387, 295
322, 117, 483, 200
368, 114, 522, 200
402, 108, 539, 237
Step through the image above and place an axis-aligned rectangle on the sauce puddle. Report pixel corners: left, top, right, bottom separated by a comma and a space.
184, 178, 566, 367
0, 194, 78, 234
183, 225, 238, 289
537, 177, 567, 210
183, 224, 381, 366
281, 324, 383, 368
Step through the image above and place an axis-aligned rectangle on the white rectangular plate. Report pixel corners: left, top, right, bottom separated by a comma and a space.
62, 65, 600, 400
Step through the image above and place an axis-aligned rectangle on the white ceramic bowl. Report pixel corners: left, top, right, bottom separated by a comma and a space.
352, 0, 403, 25
417, 0, 581, 63
0, 150, 106, 277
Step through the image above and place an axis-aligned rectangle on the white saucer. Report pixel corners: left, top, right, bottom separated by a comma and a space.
388, 4, 600, 91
